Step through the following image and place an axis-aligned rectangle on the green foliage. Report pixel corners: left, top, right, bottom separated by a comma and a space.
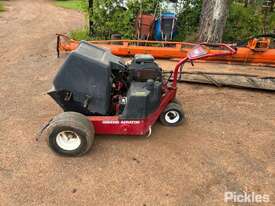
92, 0, 132, 39
90, 0, 202, 41
55, 0, 87, 12
175, 0, 202, 41
91, 0, 159, 39
127, 0, 158, 15
68, 27, 91, 40
223, 3, 264, 42
269, 13, 275, 32
0, 1, 5, 12
65, 0, 274, 43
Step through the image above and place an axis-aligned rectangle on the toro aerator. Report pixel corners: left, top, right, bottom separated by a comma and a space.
43, 41, 236, 156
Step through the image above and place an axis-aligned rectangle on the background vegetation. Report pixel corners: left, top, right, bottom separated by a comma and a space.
0, 1, 5, 12
55, 0, 87, 11
55, 0, 275, 43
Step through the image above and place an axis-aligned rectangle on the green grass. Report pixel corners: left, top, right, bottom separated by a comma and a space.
68, 27, 91, 40
55, 0, 90, 40
0, 1, 5, 12
54, 0, 87, 12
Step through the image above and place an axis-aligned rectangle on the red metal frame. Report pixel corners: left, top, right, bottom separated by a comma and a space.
87, 43, 236, 136
89, 87, 176, 136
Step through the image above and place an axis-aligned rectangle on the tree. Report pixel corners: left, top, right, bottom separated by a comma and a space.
88, 0, 93, 34
271, 0, 275, 12
90, 0, 157, 39
198, 0, 230, 43
244, 0, 255, 7
175, 0, 202, 41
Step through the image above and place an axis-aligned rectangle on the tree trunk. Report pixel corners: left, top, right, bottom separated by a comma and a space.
244, 0, 248, 7
270, 0, 275, 12
88, 0, 93, 35
198, 0, 229, 43
244, 0, 255, 7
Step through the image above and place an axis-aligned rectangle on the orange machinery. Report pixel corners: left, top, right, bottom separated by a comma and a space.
56, 34, 275, 67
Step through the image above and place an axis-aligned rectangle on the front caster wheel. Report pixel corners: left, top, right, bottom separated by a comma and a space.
47, 112, 95, 157
160, 103, 185, 127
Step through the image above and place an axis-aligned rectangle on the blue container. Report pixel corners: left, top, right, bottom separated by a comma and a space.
154, 12, 176, 41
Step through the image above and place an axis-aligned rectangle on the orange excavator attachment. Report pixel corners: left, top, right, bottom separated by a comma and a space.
56, 34, 275, 67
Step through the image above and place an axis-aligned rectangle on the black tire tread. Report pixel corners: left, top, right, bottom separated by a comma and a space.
47, 112, 94, 156
160, 102, 185, 127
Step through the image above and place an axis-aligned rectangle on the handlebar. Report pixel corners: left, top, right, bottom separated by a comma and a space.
196, 43, 237, 59
172, 43, 237, 87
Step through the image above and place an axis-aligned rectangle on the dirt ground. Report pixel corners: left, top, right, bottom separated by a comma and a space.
0, 1, 274, 205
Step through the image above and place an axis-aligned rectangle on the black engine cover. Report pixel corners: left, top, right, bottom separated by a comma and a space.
128, 54, 162, 82
122, 80, 162, 119
49, 41, 125, 116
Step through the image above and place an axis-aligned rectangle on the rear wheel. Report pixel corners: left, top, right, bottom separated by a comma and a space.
47, 112, 94, 156
160, 103, 185, 126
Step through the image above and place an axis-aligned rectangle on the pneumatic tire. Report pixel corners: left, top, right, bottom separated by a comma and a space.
160, 103, 185, 127
47, 112, 94, 157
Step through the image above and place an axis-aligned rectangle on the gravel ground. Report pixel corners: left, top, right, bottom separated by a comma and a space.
0, 1, 274, 205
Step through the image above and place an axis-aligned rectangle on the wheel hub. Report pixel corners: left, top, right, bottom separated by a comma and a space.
165, 111, 180, 124
56, 131, 81, 151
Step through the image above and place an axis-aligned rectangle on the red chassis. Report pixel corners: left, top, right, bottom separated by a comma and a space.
89, 86, 176, 136
41, 42, 236, 156
88, 43, 236, 136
